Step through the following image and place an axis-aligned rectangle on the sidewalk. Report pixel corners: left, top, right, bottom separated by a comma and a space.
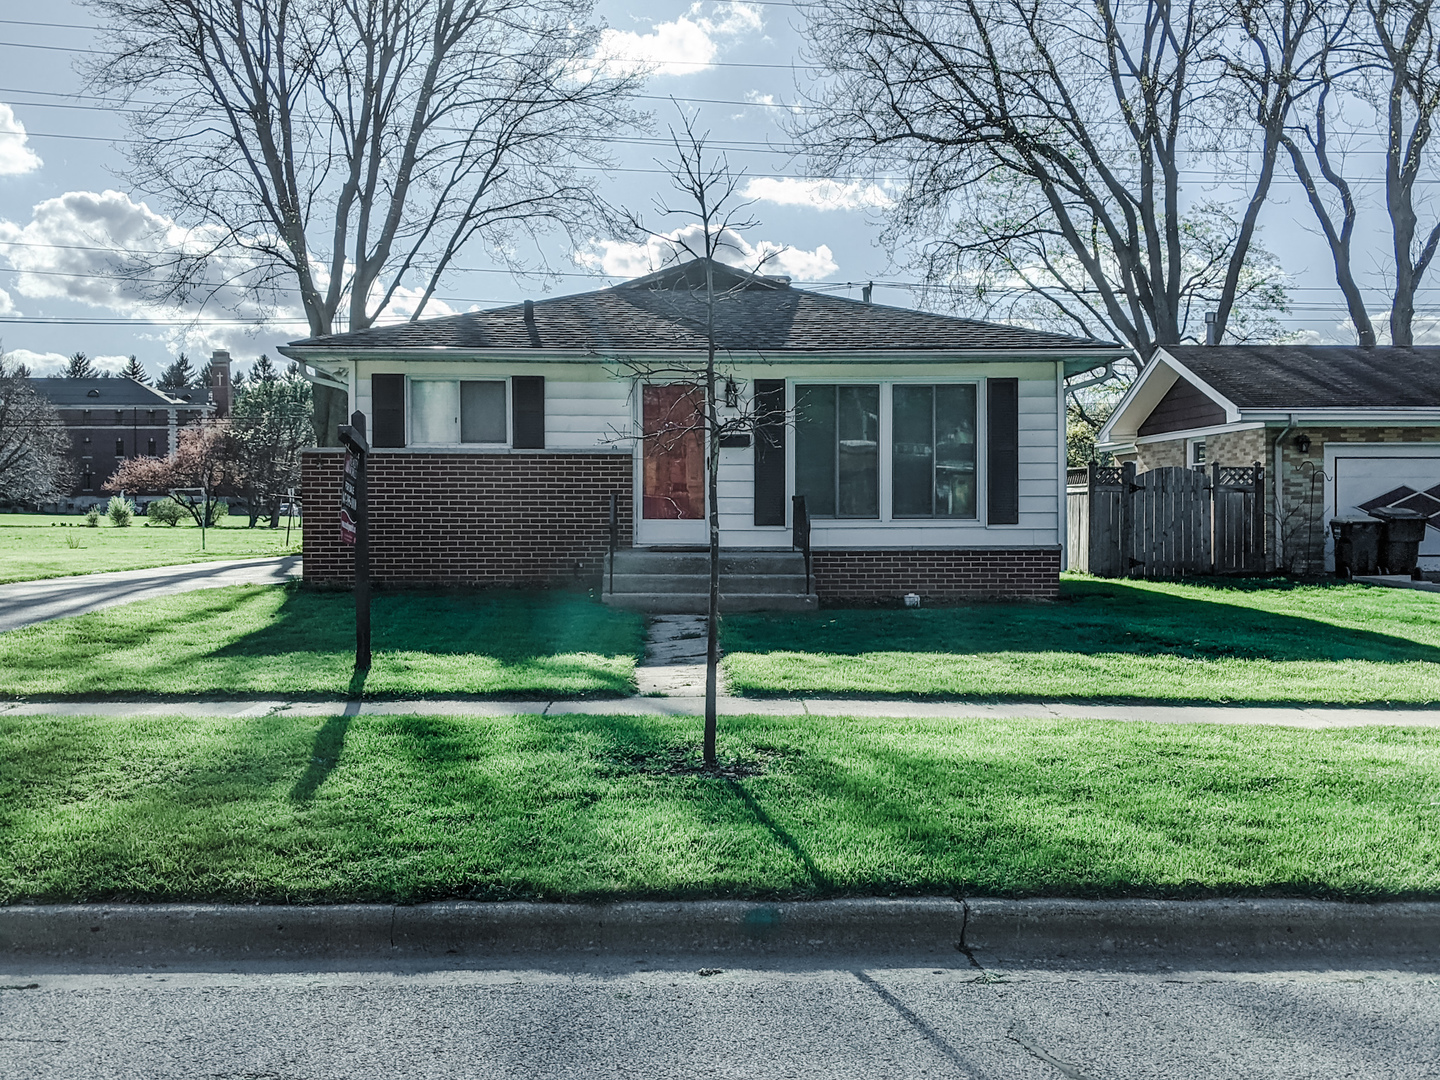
0, 556, 302, 632
3, 694, 1439, 727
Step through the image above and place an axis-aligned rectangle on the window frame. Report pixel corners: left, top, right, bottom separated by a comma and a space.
1188, 436, 1207, 468
405, 376, 510, 447
790, 377, 987, 526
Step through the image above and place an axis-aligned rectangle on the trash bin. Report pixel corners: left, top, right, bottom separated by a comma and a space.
1330, 516, 1381, 577
1369, 506, 1429, 577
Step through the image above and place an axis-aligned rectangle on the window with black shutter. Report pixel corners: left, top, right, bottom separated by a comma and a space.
511, 376, 545, 449
986, 377, 1020, 525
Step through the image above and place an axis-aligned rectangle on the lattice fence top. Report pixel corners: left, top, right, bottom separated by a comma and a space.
1216, 465, 1261, 487
1092, 466, 1125, 486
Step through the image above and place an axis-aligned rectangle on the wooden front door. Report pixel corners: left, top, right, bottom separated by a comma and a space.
637, 384, 707, 545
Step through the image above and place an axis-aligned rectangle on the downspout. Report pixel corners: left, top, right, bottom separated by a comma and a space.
1273, 414, 1297, 571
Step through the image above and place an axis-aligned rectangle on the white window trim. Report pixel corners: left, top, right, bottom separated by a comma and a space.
788, 377, 986, 527
1187, 436, 1207, 468
405, 375, 510, 448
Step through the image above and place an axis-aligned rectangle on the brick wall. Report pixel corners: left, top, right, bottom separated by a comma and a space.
301, 450, 634, 587
1208, 427, 1266, 465
811, 547, 1060, 602
1134, 438, 1185, 471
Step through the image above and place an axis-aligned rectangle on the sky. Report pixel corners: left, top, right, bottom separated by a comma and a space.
0, 0, 1434, 380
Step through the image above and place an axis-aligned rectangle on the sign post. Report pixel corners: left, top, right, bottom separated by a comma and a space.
338, 411, 371, 671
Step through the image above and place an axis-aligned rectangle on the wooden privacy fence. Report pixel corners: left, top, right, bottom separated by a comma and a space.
1067, 461, 1266, 578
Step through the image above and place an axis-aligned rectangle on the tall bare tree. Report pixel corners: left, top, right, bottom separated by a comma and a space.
793, 0, 1295, 353
610, 118, 781, 768
83, 0, 642, 444
0, 355, 72, 504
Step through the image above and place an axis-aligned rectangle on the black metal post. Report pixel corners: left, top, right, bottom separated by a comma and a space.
608, 492, 617, 594
792, 494, 811, 594
339, 411, 371, 671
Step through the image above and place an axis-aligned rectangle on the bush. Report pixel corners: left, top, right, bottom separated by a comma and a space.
206, 498, 230, 526
84, 506, 101, 527
107, 495, 135, 527
146, 497, 185, 527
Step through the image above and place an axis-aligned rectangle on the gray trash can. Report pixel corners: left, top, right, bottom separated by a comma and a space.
1330, 516, 1382, 577
1369, 506, 1429, 577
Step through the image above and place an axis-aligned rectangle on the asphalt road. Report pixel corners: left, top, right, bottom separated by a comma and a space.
3, 959, 1436, 1079
0, 556, 302, 632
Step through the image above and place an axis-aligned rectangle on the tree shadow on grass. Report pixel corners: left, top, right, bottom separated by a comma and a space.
289, 671, 366, 801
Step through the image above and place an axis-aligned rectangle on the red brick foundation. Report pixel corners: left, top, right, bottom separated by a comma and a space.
811, 547, 1061, 602
301, 450, 634, 587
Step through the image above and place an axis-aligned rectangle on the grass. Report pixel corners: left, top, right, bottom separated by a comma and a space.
0, 512, 301, 584
0, 585, 645, 698
3, 712, 1438, 904
721, 575, 1440, 705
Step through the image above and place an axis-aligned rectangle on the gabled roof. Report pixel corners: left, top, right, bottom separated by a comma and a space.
1161, 345, 1440, 409
283, 259, 1124, 372
25, 377, 193, 409
1098, 344, 1440, 449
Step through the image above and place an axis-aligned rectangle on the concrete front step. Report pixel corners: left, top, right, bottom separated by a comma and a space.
604, 592, 818, 614
603, 548, 815, 613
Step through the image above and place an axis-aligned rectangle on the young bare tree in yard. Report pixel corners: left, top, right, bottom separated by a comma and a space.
83, 0, 642, 445
0, 356, 71, 504
793, 0, 1295, 352
611, 119, 781, 768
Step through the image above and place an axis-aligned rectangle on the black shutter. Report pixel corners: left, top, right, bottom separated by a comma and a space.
511, 376, 545, 449
986, 377, 1020, 525
753, 378, 786, 526
371, 374, 405, 448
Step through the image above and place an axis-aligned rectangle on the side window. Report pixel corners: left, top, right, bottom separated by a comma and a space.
460, 381, 506, 443
115, 438, 125, 456
409, 379, 508, 445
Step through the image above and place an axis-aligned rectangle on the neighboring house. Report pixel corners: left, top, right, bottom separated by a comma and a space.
1097, 345, 1440, 574
283, 260, 1126, 603
26, 351, 233, 507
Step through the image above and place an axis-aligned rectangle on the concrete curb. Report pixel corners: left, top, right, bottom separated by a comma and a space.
4, 899, 1438, 967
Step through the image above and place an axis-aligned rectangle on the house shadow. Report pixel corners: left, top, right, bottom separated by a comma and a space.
720, 577, 1440, 706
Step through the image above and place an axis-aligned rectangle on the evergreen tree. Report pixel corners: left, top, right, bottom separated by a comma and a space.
120, 355, 148, 383
157, 354, 195, 391
64, 352, 96, 378
251, 354, 279, 382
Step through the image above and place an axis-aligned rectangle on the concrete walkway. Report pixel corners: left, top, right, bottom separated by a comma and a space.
635, 614, 725, 696
3, 695, 1439, 727
0, 556, 303, 633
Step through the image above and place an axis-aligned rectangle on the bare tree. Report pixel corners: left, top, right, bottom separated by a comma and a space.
608, 118, 782, 769
83, 0, 643, 444
793, 0, 1295, 353
0, 355, 72, 504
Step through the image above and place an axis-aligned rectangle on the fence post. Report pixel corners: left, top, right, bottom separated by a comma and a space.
1252, 461, 1266, 573
1120, 460, 1137, 577
1210, 461, 1221, 574
1085, 460, 1097, 574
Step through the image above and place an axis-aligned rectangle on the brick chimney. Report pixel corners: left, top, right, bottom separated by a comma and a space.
210, 350, 233, 417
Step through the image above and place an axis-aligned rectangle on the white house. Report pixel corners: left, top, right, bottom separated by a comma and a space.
284, 260, 1125, 605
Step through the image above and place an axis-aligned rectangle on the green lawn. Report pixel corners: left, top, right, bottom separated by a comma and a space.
0, 512, 301, 584
721, 576, 1440, 705
0, 585, 644, 698
4, 712, 1437, 904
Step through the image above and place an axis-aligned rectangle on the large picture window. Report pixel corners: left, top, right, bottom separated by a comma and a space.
795, 384, 879, 518
410, 379, 506, 445
892, 384, 978, 518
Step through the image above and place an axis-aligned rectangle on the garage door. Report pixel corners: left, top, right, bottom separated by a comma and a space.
1332, 450, 1440, 566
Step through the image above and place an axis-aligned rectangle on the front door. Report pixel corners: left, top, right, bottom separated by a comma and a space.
636, 384, 707, 545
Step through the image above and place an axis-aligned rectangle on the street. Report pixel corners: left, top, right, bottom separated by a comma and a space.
4, 958, 1436, 1079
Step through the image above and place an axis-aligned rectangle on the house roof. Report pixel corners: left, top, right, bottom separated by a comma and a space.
1160, 345, 1440, 409
1097, 344, 1440, 450
25, 377, 194, 409
284, 260, 1124, 371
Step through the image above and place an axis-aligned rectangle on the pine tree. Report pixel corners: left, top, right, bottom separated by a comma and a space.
120, 355, 148, 383
157, 354, 195, 391
251, 354, 279, 382
64, 352, 96, 378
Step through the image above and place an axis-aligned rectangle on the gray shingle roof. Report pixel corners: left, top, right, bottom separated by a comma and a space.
25, 378, 193, 409
287, 260, 1118, 355
1164, 345, 1440, 409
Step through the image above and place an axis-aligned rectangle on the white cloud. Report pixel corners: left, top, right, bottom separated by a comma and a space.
2, 348, 68, 375
741, 177, 894, 212
0, 285, 15, 316
593, 3, 763, 77
0, 104, 42, 176
578, 222, 838, 281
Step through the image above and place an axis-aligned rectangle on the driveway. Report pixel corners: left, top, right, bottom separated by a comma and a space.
0, 556, 302, 633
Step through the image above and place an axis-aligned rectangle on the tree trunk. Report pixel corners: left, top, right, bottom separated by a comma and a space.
311, 384, 349, 448
703, 262, 720, 769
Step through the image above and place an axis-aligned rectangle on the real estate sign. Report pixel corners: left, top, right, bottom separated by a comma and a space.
339, 452, 358, 545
